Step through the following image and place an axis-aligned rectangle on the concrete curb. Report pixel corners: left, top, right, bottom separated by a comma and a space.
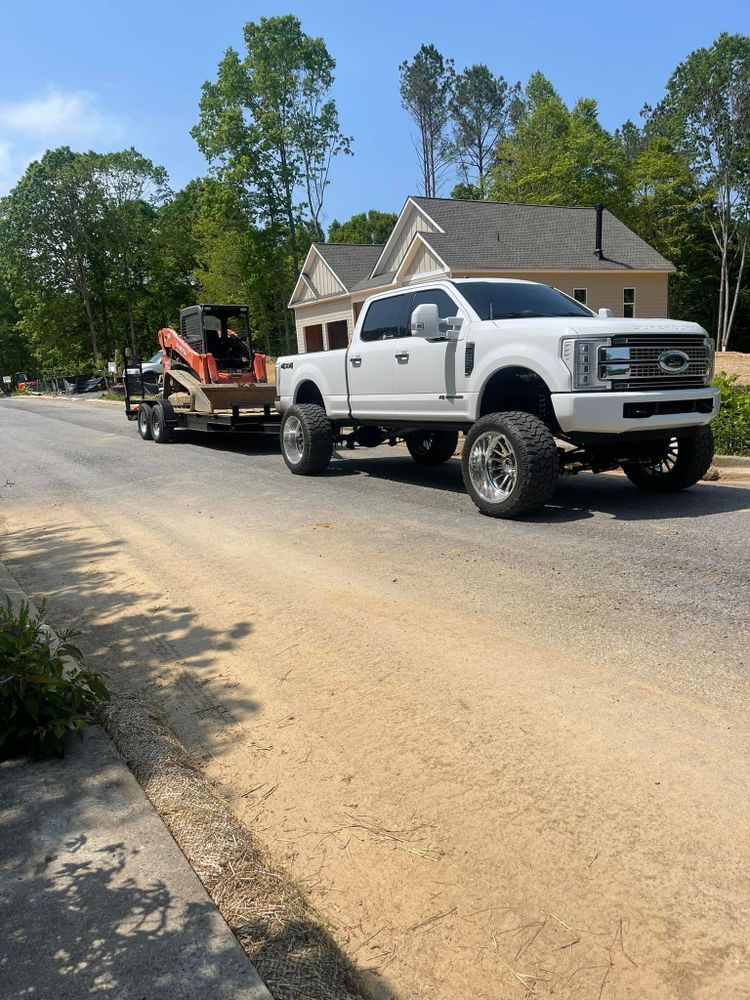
0, 560, 274, 1000
713, 455, 750, 481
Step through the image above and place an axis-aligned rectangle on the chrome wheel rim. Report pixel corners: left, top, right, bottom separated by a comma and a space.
640, 437, 679, 476
283, 415, 304, 464
139, 409, 149, 434
468, 432, 518, 503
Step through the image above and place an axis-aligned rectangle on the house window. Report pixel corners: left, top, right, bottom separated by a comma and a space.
623, 288, 636, 318
304, 324, 324, 352
573, 289, 587, 305
326, 320, 349, 350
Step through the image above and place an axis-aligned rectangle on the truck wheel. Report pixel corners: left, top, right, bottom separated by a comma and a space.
150, 401, 174, 444
137, 402, 153, 441
462, 411, 558, 518
622, 427, 714, 492
281, 404, 334, 475
405, 430, 459, 465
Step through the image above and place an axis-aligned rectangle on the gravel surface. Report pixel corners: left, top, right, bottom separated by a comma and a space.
1, 395, 749, 1000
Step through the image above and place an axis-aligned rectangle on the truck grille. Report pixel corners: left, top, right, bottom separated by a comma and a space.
602, 334, 711, 391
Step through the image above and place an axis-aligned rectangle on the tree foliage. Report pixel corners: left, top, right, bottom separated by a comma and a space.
327, 210, 397, 244
489, 76, 627, 211
447, 65, 522, 196
193, 13, 351, 272
646, 33, 750, 349
399, 45, 455, 197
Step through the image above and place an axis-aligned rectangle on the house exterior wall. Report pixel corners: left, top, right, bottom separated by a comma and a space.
454, 270, 669, 318
294, 298, 355, 353
375, 205, 439, 275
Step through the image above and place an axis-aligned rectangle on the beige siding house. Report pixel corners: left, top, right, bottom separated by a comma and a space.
289, 197, 674, 353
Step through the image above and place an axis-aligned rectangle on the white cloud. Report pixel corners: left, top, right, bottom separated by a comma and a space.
0, 88, 125, 195
0, 88, 124, 143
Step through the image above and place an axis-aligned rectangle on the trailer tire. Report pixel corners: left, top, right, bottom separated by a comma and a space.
150, 401, 175, 444
281, 404, 334, 475
405, 430, 459, 464
461, 411, 558, 518
137, 402, 153, 441
622, 427, 714, 492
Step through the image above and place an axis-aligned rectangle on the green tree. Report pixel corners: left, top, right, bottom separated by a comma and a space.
192, 14, 351, 276
447, 65, 521, 196
327, 210, 397, 244
647, 33, 750, 349
192, 180, 298, 355
0, 279, 31, 379
96, 149, 170, 353
489, 75, 627, 212
399, 44, 455, 197
0, 148, 106, 360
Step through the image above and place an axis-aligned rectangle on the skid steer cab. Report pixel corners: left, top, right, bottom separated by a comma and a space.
161, 304, 267, 385
124, 304, 278, 443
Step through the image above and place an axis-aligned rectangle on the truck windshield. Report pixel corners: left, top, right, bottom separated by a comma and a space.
453, 281, 593, 321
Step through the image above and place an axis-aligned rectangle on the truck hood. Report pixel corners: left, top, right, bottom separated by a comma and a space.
484, 316, 706, 338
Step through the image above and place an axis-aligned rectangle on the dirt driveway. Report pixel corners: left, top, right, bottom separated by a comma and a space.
2, 397, 749, 999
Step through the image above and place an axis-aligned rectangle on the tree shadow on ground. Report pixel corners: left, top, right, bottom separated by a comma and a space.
2, 522, 258, 754
0, 732, 260, 1000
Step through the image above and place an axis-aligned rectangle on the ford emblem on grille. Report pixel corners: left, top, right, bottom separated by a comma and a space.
658, 349, 690, 374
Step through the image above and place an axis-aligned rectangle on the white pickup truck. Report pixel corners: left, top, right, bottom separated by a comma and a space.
275, 278, 719, 517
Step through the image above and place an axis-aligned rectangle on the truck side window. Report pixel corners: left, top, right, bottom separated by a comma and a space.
410, 288, 459, 320
360, 295, 409, 341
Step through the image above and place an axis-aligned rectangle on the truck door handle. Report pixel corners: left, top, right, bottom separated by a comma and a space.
395, 351, 410, 363
349, 356, 362, 367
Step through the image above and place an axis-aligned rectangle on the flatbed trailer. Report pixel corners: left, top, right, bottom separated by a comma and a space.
123, 303, 282, 443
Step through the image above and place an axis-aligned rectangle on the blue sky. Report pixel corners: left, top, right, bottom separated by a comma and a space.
1, 0, 748, 228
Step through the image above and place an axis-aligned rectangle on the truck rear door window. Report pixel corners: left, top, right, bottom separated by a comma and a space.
360, 295, 409, 341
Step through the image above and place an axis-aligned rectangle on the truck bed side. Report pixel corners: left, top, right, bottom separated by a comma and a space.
275, 347, 349, 417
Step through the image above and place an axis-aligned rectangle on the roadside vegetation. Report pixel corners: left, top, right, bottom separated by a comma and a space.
0, 600, 109, 760
0, 21, 748, 377
713, 374, 750, 456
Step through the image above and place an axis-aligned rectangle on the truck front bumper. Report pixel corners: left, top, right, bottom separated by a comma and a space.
551, 387, 720, 436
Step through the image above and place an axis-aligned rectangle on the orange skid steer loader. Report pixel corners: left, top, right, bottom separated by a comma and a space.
125, 304, 280, 443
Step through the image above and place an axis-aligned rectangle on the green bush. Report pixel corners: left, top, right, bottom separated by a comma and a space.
0, 600, 109, 759
713, 374, 750, 457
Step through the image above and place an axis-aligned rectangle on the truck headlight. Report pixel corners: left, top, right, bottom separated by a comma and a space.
561, 338, 611, 391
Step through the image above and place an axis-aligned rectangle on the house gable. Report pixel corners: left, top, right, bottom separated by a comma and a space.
289, 245, 347, 306
396, 234, 450, 282
371, 198, 445, 278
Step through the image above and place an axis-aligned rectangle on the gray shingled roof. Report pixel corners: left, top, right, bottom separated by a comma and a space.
410, 198, 673, 272
314, 243, 384, 291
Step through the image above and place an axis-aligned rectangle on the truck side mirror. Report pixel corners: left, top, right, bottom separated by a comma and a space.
411, 303, 440, 339
411, 304, 462, 340
598, 308, 614, 318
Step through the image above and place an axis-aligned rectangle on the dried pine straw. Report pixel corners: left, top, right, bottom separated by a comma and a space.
100, 696, 369, 1000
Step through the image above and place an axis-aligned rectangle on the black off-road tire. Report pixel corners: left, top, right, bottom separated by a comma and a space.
461, 411, 559, 518
281, 403, 334, 475
150, 400, 175, 444
622, 426, 714, 492
405, 430, 459, 465
137, 402, 153, 441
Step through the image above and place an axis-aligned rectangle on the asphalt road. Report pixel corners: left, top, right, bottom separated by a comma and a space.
1, 395, 749, 1000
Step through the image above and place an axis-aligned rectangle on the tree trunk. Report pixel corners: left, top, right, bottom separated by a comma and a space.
82, 294, 99, 362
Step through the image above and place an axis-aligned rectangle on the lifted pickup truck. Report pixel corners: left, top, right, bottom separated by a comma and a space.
275, 279, 719, 517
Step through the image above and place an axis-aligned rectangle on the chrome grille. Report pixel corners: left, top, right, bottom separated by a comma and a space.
601, 334, 711, 391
